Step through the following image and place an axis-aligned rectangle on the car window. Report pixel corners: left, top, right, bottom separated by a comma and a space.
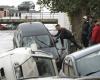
34, 57, 56, 77
15, 57, 56, 79
21, 57, 39, 78
76, 50, 100, 76
14, 57, 38, 79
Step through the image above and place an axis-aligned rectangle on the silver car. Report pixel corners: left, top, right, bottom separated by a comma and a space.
13, 22, 59, 60
61, 44, 100, 77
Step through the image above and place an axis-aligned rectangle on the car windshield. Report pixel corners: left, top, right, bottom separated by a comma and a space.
22, 35, 53, 48
15, 56, 56, 79
76, 51, 100, 76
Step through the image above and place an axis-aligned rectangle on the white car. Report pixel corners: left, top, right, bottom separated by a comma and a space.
61, 44, 100, 77
13, 22, 59, 60
0, 44, 58, 80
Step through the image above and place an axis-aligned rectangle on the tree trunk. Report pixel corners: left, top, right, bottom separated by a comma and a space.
70, 9, 87, 43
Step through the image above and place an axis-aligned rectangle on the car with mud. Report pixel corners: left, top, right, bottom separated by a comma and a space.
0, 44, 58, 80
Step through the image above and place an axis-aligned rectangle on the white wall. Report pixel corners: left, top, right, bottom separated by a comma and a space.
58, 12, 71, 31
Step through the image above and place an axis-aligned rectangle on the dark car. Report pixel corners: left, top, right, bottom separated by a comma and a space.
13, 22, 60, 60
0, 24, 7, 30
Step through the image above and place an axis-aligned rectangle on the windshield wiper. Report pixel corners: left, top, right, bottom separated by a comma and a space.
35, 36, 49, 47
85, 70, 100, 76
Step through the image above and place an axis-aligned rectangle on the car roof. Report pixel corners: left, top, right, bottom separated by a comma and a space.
67, 44, 100, 60
17, 22, 50, 37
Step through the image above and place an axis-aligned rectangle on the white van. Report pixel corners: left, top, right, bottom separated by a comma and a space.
0, 46, 58, 80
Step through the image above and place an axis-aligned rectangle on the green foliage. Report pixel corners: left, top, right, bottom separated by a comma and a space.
18, 1, 35, 11
37, 0, 100, 17
87, 0, 100, 18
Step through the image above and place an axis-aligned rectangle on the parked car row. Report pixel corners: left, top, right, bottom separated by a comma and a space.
6, 24, 17, 30
0, 24, 17, 30
0, 24, 8, 30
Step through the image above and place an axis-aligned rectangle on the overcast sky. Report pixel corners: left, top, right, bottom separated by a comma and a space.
0, 0, 50, 11
0, 0, 40, 10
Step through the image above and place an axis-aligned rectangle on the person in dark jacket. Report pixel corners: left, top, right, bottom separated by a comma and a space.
81, 16, 90, 47
54, 24, 82, 49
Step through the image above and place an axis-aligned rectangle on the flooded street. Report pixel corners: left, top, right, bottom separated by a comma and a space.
0, 30, 14, 53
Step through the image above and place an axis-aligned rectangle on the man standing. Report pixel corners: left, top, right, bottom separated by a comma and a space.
54, 24, 82, 49
81, 16, 90, 47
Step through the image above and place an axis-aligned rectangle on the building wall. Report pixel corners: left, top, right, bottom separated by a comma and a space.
0, 11, 4, 18
0, 8, 9, 18
58, 12, 71, 31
